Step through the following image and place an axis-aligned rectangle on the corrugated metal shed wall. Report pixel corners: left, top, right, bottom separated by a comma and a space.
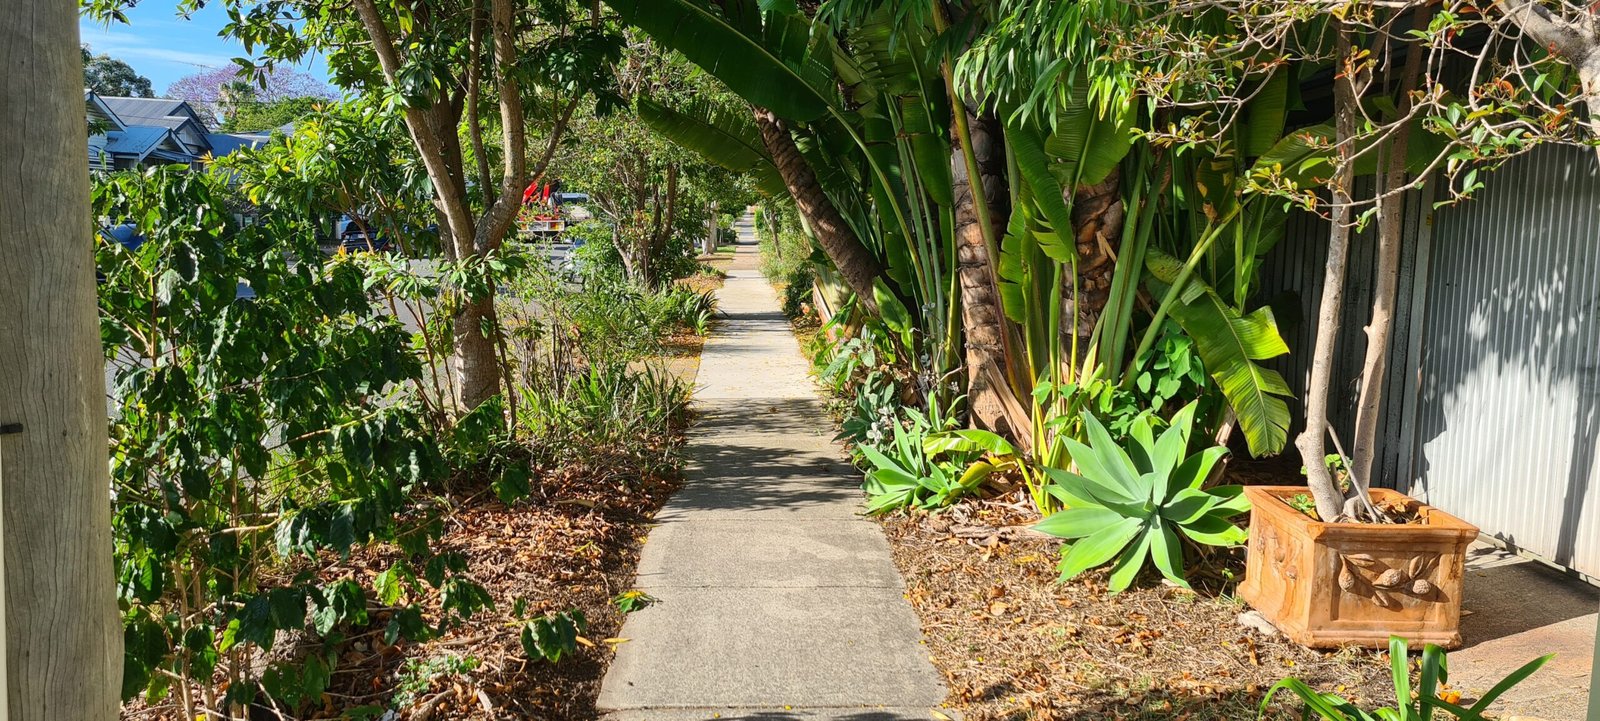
1415, 145, 1600, 574
1256, 180, 1428, 489
1257, 144, 1600, 576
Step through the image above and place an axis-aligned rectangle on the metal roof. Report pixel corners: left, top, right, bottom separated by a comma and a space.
99, 97, 193, 125
204, 133, 267, 158
102, 126, 170, 157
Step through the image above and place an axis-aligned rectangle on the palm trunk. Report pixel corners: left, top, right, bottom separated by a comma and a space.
754, 107, 883, 308
1066, 170, 1125, 351
1, 0, 123, 713
952, 108, 1015, 434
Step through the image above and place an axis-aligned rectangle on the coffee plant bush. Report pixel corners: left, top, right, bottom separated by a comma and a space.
96, 167, 491, 718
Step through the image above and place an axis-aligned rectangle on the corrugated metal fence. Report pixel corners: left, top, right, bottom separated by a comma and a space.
1257, 145, 1600, 576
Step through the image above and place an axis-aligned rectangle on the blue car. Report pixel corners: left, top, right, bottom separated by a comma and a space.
103, 222, 145, 252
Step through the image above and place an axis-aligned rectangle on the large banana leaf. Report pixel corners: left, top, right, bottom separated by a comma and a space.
1146, 248, 1292, 456
1006, 121, 1076, 263
1237, 69, 1290, 159
1042, 82, 1136, 189
636, 96, 787, 197
604, 0, 835, 121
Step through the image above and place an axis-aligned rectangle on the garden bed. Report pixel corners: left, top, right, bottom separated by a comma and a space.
879, 500, 1397, 721
327, 459, 681, 721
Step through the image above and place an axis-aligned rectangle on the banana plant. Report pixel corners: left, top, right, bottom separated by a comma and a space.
616, 0, 963, 407
1144, 248, 1293, 456
859, 405, 979, 514
635, 96, 787, 197
1033, 402, 1249, 592
923, 428, 1047, 511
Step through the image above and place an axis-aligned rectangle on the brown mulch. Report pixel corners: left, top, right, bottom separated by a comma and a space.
335, 463, 680, 721
879, 499, 1396, 721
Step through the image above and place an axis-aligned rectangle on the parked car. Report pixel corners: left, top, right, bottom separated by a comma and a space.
336, 215, 392, 253
102, 222, 145, 252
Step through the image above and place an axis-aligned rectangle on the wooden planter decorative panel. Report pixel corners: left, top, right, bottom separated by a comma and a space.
1238, 486, 1478, 649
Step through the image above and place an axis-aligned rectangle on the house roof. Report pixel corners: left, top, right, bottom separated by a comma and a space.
103, 126, 171, 157
204, 133, 268, 157
104, 126, 198, 166
84, 91, 127, 132
100, 97, 200, 126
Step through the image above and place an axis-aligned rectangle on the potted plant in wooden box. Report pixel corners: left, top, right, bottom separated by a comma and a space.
1238, 486, 1478, 648
1234, 19, 1487, 648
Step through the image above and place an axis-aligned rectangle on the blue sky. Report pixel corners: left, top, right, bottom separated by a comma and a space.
79, 2, 329, 95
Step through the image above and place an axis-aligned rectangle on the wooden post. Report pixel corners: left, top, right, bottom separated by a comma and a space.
0, 0, 124, 716
704, 201, 719, 255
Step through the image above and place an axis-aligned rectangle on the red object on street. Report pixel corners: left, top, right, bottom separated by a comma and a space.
522, 180, 539, 204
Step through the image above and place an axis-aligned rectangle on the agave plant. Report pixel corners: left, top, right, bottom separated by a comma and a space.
1034, 402, 1249, 592
1261, 636, 1552, 721
859, 404, 979, 515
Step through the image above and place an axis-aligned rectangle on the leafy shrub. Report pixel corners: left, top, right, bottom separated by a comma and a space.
519, 609, 588, 664
97, 167, 485, 714
647, 286, 718, 336
780, 264, 815, 320
860, 404, 978, 514
1034, 402, 1249, 592
517, 364, 691, 474
1262, 636, 1551, 720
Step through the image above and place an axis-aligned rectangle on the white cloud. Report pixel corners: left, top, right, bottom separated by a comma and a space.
80, 27, 233, 70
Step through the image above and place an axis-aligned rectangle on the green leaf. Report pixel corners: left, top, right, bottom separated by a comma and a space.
1388, 636, 1413, 717
1057, 516, 1142, 581
605, 0, 833, 121
1149, 521, 1189, 589
1251, 124, 1335, 188
1041, 79, 1136, 188
1148, 251, 1292, 456
1161, 487, 1218, 525
1207, 484, 1252, 516
1238, 69, 1290, 158
924, 429, 1017, 457
1105, 527, 1153, 593
637, 96, 786, 197
374, 566, 403, 606
1007, 120, 1076, 262
1072, 412, 1142, 496
1464, 652, 1554, 717
1179, 511, 1248, 547
1172, 446, 1230, 496
1035, 506, 1126, 540
873, 278, 912, 335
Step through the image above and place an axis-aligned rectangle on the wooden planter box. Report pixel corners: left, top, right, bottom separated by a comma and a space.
1238, 486, 1478, 649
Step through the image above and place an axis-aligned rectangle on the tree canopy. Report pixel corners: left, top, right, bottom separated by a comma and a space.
82, 45, 152, 97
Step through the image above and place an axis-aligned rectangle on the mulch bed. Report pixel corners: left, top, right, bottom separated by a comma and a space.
332, 463, 681, 721
879, 499, 1396, 721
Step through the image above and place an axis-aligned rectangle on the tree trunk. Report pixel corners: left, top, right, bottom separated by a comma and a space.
0, 0, 123, 714
1295, 26, 1363, 524
1496, 0, 1600, 155
351, 0, 524, 411
1066, 170, 1125, 348
754, 107, 883, 308
952, 108, 1014, 434
1350, 12, 1427, 491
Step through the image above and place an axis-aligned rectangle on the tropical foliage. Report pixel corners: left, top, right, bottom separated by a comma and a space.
1263, 636, 1553, 720
1034, 403, 1249, 592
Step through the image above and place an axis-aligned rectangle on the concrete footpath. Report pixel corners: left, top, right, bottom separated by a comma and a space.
596, 215, 948, 720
